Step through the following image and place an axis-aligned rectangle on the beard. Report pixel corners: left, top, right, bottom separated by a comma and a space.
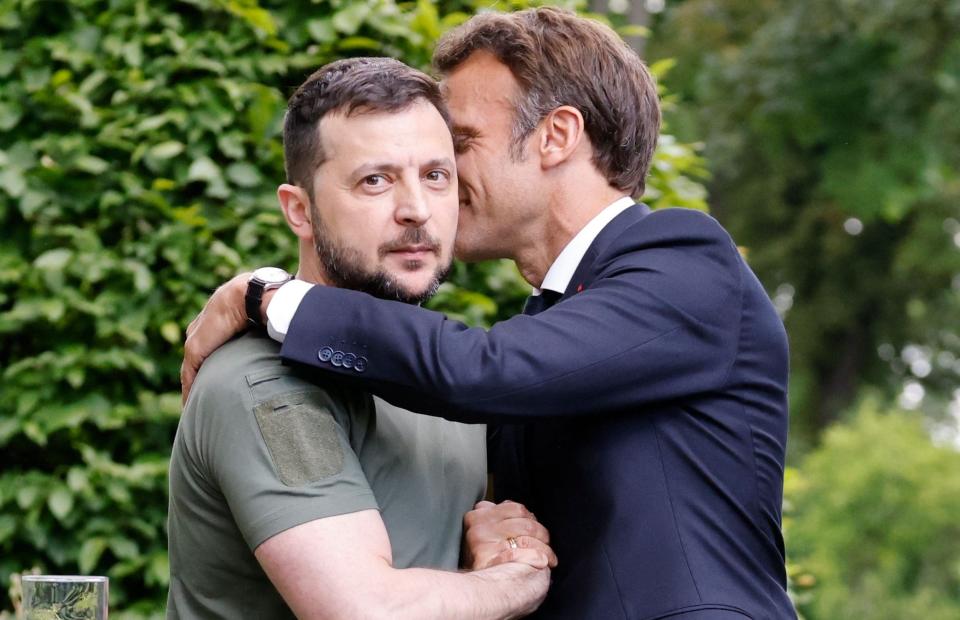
310, 206, 450, 305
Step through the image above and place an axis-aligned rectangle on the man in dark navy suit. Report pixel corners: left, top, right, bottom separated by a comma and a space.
183, 7, 796, 620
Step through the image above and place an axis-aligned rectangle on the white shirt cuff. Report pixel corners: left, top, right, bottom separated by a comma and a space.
266, 279, 314, 343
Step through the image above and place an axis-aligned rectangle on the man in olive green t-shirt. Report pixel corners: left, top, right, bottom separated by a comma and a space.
167, 58, 553, 619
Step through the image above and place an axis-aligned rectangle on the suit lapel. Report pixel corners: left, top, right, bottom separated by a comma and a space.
561, 203, 651, 300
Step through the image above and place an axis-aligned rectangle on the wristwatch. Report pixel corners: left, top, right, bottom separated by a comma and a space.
245, 267, 293, 328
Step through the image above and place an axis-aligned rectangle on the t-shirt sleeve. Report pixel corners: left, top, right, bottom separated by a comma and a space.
191, 364, 379, 551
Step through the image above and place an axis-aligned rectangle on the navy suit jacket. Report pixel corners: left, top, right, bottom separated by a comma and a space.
281, 205, 796, 620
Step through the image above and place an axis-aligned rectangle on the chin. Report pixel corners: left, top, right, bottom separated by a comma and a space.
454, 238, 503, 263
394, 277, 434, 296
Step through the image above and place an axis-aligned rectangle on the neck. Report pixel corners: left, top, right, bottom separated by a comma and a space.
296, 240, 330, 286
514, 178, 628, 288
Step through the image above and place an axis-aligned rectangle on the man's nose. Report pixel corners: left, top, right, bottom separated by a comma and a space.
394, 180, 430, 226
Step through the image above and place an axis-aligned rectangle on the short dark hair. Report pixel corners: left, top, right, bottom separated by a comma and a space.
283, 57, 450, 193
433, 7, 660, 197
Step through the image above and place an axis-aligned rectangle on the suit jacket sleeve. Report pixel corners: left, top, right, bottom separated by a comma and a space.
280, 209, 745, 424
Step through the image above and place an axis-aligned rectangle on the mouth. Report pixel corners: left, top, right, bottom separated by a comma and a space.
387, 244, 438, 259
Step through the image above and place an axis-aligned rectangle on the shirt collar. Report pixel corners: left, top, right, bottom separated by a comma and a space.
534, 196, 635, 296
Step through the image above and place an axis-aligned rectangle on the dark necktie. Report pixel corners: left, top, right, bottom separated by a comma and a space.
522, 289, 562, 316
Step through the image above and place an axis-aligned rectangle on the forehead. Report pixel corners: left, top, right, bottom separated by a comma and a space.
441, 51, 519, 122
317, 100, 454, 167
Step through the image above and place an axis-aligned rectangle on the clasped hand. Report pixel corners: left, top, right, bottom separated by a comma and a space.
462, 500, 558, 571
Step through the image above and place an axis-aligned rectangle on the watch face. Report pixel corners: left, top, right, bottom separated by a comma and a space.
252, 267, 290, 284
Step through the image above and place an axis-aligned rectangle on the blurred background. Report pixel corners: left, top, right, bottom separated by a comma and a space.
1, 0, 958, 617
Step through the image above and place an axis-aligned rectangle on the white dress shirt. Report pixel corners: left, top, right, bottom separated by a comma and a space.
265, 278, 313, 343
533, 196, 634, 296
266, 196, 635, 341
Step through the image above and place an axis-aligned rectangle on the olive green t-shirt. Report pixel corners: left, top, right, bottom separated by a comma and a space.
166, 333, 486, 619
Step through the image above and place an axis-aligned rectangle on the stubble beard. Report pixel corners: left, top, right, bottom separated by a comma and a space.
310, 206, 450, 305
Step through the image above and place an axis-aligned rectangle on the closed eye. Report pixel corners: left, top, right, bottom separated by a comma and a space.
453, 127, 480, 154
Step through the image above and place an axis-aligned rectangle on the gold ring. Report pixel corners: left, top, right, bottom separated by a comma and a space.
507, 537, 519, 549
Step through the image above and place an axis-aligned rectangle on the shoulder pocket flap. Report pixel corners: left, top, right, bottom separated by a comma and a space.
253, 392, 345, 487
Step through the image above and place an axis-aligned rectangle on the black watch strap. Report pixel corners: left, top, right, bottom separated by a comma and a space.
245, 281, 267, 328
245, 268, 292, 329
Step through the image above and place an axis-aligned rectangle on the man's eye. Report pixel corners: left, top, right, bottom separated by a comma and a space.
453, 135, 474, 154
425, 170, 449, 182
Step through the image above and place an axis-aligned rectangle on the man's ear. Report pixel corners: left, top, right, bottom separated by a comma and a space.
538, 106, 585, 170
277, 184, 314, 241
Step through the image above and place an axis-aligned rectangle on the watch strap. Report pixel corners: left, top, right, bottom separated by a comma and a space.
245, 280, 266, 328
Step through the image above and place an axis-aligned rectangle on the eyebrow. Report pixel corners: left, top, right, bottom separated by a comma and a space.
452, 125, 480, 140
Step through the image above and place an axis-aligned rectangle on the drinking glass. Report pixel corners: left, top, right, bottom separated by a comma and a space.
20, 575, 108, 620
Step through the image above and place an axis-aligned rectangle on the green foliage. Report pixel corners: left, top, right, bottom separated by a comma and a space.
0, 0, 705, 615
785, 403, 960, 619
651, 0, 960, 447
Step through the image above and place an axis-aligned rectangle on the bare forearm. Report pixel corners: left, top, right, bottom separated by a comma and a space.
304, 562, 547, 620
379, 563, 547, 620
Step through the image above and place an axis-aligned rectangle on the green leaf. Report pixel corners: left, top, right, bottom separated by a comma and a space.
246, 85, 283, 143
48, 487, 74, 520
22, 66, 51, 91
78, 538, 107, 574
148, 552, 171, 587
337, 36, 382, 51
74, 155, 110, 175
0, 101, 22, 131
307, 18, 336, 43
0, 166, 25, 198
34, 248, 72, 272
332, 2, 372, 35
0, 515, 16, 543
66, 468, 90, 493
648, 58, 676, 80
109, 536, 139, 560
16, 485, 40, 510
187, 156, 222, 183
160, 322, 181, 344
617, 24, 650, 38
148, 141, 185, 160
19, 190, 48, 217
217, 133, 246, 159
411, 0, 441, 41
226, 162, 262, 188
0, 50, 18, 78
229, 3, 277, 36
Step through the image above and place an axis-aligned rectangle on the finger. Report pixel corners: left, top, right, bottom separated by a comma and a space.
466, 501, 533, 527
466, 516, 550, 547
185, 311, 202, 339
510, 536, 558, 568
180, 362, 194, 406
463, 500, 501, 528
496, 500, 534, 519
486, 547, 550, 570
497, 517, 550, 543
181, 337, 204, 406
464, 501, 496, 524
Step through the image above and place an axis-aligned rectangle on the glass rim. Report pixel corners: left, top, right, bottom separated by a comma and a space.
21, 575, 108, 583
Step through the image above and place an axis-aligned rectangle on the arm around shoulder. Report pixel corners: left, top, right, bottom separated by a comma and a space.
280, 208, 744, 421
